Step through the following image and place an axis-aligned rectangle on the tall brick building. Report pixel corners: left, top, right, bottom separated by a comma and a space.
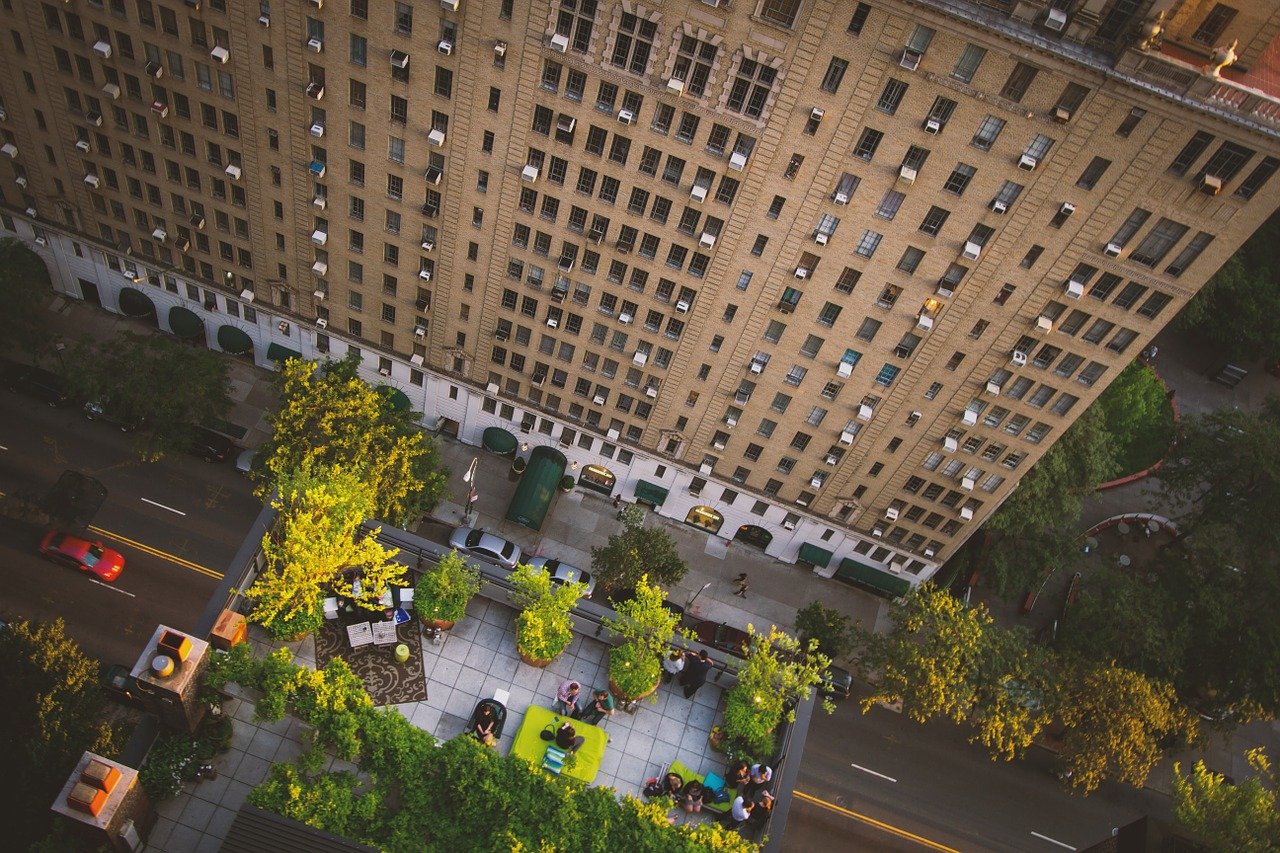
2, 0, 1277, 594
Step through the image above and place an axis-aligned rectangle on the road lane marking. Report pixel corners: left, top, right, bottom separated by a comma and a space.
89, 578, 137, 597
0, 444, 8, 450
141, 497, 187, 516
793, 790, 959, 852
851, 762, 898, 782
1031, 831, 1077, 850
88, 525, 223, 580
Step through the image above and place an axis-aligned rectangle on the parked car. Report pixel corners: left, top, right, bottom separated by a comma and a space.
235, 447, 259, 475
186, 426, 236, 462
84, 398, 147, 432
693, 619, 851, 699
9, 366, 71, 407
524, 556, 596, 598
39, 530, 125, 582
448, 526, 523, 569
102, 663, 146, 707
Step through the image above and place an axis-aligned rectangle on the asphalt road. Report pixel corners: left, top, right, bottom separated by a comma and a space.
0, 390, 261, 665
783, 686, 1154, 853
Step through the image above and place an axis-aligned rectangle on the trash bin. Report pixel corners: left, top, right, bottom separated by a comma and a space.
394, 644, 410, 663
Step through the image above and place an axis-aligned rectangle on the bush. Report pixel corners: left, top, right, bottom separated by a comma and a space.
1096, 361, 1175, 476
139, 716, 235, 800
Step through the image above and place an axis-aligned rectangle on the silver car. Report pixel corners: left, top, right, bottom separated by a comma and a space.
524, 556, 595, 598
448, 526, 523, 569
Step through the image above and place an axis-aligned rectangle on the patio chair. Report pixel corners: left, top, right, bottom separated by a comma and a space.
468, 698, 508, 742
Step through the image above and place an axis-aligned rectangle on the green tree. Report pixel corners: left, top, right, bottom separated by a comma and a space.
605, 575, 684, 700
0, 238, 54, 359
1173, 749, 1280, 851
795, 601, 856, 660
723, 625, 832, 758
257, 353, 448, 526
510, 562, 586, 662
0, 619, 122, 850
591, 515, 687, 597
63, 331, 233, 460
247, 461, 405, 639
1096, 361, 1177, 474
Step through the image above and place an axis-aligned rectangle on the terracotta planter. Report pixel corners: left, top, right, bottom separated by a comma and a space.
609, 677, 659, 703
518, 649, 555, 668
426, 618, 456, 631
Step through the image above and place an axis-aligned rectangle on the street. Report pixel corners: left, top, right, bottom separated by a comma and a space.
0, 391, 261, 664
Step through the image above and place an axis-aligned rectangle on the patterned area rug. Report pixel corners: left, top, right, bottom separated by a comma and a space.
314, 619, 427, 706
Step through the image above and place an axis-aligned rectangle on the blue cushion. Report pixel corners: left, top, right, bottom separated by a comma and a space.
703, 771, 724, 791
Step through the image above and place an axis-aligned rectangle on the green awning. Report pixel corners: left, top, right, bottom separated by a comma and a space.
168, 306, 204, 339
505, 445, 567, 531
217, 324, 253, 355
835, 556, 912, 599
482, 426, 518, 455
633, 480, 669, 507
118, 287, 155, 318
798, 543, 834, 568
379, 386, 411, 412
266, 342, 303, 364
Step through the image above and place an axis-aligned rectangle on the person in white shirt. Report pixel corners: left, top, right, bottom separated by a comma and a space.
730, 794, 753, 825
661, 650, 685, 683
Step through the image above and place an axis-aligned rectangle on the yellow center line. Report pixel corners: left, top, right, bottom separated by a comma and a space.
88, 524, 224, 580
792, 790, 961, 853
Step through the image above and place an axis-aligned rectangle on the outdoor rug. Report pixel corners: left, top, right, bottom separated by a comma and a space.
314, 620, 427, 706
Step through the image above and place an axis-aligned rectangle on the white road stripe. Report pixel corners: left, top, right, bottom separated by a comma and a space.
89, 578, 136, 597
850, 763, 898, 783
1030, 831, 1076, 850
0, 444, 8, 450
141, 497, 187, 516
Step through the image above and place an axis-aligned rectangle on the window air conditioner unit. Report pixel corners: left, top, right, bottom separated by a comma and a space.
92, 41, 113, 59
712, 439, 726, 450
309, 0, 322, 7
306, 82, 324, 99
690, 184, 708, 201
1065, 279, 1084, 298
961, 476, 976, 491
698, 462, 713, 475
1103, 242, 1122, 257
307, 38, 324, 53
839, 430, 855, 445
675, 299, 690, 313
391, 50, 410, 69
834, 191, 849, 205
1036, 315, 1053, 332
210, 46, 230, 64
1045, 8, 1068, 30
314, 317, 328, 329
485, 382, 500, 394
419, 269, 432, 280
872, 525, 885, 538
549, 33, 569, 52
311, 229, 328, 245
313, 289, 327, 300
960, 506, 975, 520
618, 312, 633, 324
190, 213, 205, 229
885, 507, 900, 521
962, 241, 982, 260
83, 174, 100, 188
944, 435, 959, 451
494, 42, 507, 58
522, 164, 539, 182
858, 403, 875, 420
667, 78, 685, 94
645, 386, 658, 398
379, 368, 391, 377
151, 102, 169, 118
607, 428, 621, 439
808, 476, 823, 489
729, 151, 748, 170
14, 175, 27, 187
916, 314, 934, 331
699, 232, 716, 248
632, 351, 647, 365
411, 353, 425, 366
899, 165, 917, 184
309, 161, 326, 178
25, 207, 37, 217
749, 361, 764, 374
310, 122, 325, 137
889, 561, 905, 574
102, 83, 121, 100
1053, 107, 1071, 123
837, 361, 853, 378
1018, 154, 1038, 171
75, 139, 91, 152
240, 289, 255, 302
225, 164, 242, 180
428, 129, 446, 147
29, 235, 45, 246
617, 109, 634, 125
794, 267, 809, 279
309, 259, 329, 276
1060, 202, 1075, 217
437, 40, 453, 55
313, 195, 327, 209
809, 106, 825, 122
990, 199, 1008, 214
924, 118, 941, 134
1011, 350, 1028, 366
441, 0, 460, 10
87, 111, 103, 126
900, 48, 921, 70
151, 227, 167, 241
176, 238, 191, 252
421, 240, 435, 251
258, 14, 270, 26
546, 317, 558, 328
924, 548, 936, 558
1200, 174, 1222, 195
425, 166, 443, 185
825, 454, 839, 466
815, 232, 829, 245
783, 520, 796, 530
986, 380, 1002, 395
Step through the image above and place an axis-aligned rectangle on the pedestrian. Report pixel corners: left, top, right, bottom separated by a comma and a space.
578, 688, 615, 725
733, 572, 749, 598
554, 679, 582, 717
680, 649, 712, 699
661, 649, 685, 683
612, 494, 622, 509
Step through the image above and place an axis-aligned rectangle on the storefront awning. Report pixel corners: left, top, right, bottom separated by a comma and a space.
505, 445, 567, 531
633, 480, 669, 507
797, 543, 834, 568
168, 305, 204, 339
266, 342, 303, 364
481, 426, 518, 455
835, 556, 912, 599
379, 386, 411, 412
217, 324, 253, 355
118, 287, 155, 318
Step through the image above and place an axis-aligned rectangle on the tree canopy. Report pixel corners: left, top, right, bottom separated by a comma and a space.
723, 625, 831, 759
1173, 749, 1280, 851
64, 331, 232, 459
257, 353, 448, 527
591, 514, 688, 597
0, 238, 54, 359
795, 601, 856, 661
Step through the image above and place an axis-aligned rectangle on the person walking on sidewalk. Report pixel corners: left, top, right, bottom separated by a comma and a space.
680, 650, 713, 699
733, 572, 749, 598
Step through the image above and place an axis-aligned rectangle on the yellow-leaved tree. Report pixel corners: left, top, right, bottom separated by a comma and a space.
247, 460, 405, 639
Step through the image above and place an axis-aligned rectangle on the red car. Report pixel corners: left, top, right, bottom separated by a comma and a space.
39, 531, 125, 582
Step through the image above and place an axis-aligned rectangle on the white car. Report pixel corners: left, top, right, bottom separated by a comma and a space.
524, 557, 595, 598
448, 526, 523, 569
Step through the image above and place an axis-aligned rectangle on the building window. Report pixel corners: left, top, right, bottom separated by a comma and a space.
1200, 141, 1256, 183
1130, 218, 1189, 268
554, 0, 596, 53
1116, 107, 1146, 138
1000, 62, 1039, 102
848, 2, 871, 34
609, 12, 656, 75
759, 0, 802, 28
854, 230, 882, 258
876, 78, 908, 115
943, 163, 976, 195
1169, 131, 1214, 176
1076, 157, 1111, 190
820, 57, 849, 93
952, 44, 986, 83
1191, 4, 1238, 44
673, 35, 717, 97
726, 57, 777, 119
919, 206, 949, 237
1164, 232, 1213, 277
971, 115, 1005, 150
853, 128, 883, 160
1235, 156, 1280, 200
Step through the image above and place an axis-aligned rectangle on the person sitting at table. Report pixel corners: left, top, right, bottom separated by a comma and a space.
555, 721, 585, 753
679, 779, 704, 813
472, 703, 498, 747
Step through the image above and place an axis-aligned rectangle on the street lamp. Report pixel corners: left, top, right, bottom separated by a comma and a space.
686, 581, 712, 611
462, 456, 479, 524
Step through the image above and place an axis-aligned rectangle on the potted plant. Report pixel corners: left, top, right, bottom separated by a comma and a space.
559, 475, 575, 492
604, 575, 684, 703
720, 625, 832, 759
512, 456, 527, 475
510, 562, 586, 667
416, 550, 482, 630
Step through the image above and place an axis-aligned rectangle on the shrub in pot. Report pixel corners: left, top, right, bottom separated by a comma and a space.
512, 456, 527, 475
604, 575, 684, 702
559, 475, 576, 492
510, 562, 586, 666
721, 624, 832, 759
416, 550, 482, 628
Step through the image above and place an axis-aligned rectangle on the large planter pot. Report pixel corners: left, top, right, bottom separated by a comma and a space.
518, 649, 555, 668
609, 677, 659, 703
426, 618, 456, 631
